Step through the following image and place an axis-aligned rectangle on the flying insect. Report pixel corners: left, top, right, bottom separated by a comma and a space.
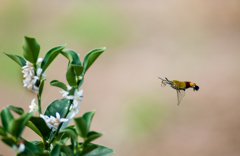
158, 77, 199, 105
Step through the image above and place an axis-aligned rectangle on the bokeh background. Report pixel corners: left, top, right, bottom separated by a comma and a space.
1, 0, 240, 155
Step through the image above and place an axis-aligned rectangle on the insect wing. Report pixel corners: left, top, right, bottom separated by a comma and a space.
179, 89, 185, 97
176, 90, 185, 105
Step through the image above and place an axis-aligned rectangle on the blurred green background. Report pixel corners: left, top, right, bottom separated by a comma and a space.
1, 0, 240, 155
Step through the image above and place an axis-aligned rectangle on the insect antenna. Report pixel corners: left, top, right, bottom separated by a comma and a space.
158, 77, 164, 81
159, 77, 168, 87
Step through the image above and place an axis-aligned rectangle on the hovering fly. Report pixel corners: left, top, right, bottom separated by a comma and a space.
158, 77, 199, 105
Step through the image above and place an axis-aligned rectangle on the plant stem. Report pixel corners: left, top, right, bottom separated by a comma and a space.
37, 94, 42, 114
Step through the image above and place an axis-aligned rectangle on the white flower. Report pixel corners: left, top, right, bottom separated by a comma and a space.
60, 90, 69, 97
22, 61, 34, 79
67, 102, 80, 119
60, 86, 72, 97
50, 144, 53, 150
32, 85, 39, 94
36, 68, 46, 80
67, 89, 83, 106
40, 114, 52, 128
37, 68, 42, 77
23, 76, 39, 94
12, 142, 25, 154
40, 112, 68, 131
23, 77, 32, 88
37, 57, 43, 64
22, 61, 41, 94
29, 99, 38, 113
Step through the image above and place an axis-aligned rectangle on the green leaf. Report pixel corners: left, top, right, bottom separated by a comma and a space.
24, 140, 41, 154
54, 132, 71, 145
8, 112, 33, 138
26, 121, 43, 138
72, 64, 83, 76
44, 98, 69, 117
53, 126, 76, 146
41, 45, 66, 72
82, 143, 115, 156
29, 116, 51, 139
3, 52, 26, 66
50, 80, 68, 91
66, 65, 77, 86
8, 105, 24, 115
83, 110, 95, 133
61, 49, 82, 65
60, 145, 72, 156
51, 144, 61, 156
74, 117, 87, 139
1, 136, 15, 147
60, 127, 78, 144
18, 140, 41, 156
1, 108, 14, 131
51, 142, 73, 156
35, 152, 51, 156
0, 126, 7, 136
74, 110, 95, 139
22, 36, 40, 64
83, 47, 105, 74
77, 143, 98, 156
39, 80, 45, 97
86, 131, 102, 144
30, 141, 44, 151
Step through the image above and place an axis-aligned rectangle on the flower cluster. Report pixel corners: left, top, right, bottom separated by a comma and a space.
29, 99, 38, 113
22, 61, 39, 94
37, 89, 83, 132
61, 89, 83, 119
22, 58, 46, 94
1, 37, 114, 155
40, 113, 68, 131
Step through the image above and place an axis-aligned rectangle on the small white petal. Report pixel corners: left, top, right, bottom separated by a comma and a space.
67, 85, 72, 90
78, 89, 83, 95
66, 95, 74, 100
41, 113, 69, 131
37, 68, 42, 77
37, 58, 43, 63
73, 100, 79, 106
56, 112, 60, 119
18, 143, 25, 152
60, 90, 69, 97
40, 114, 50, 122
31, 99, 35, 104
60, 118, 68, 122
12, 143, 25, 153
41, 72, 46, 80
29, 99, 38, 113
40, 114, 45, 119
50, 144, 53, 150
66, 110, 75, 119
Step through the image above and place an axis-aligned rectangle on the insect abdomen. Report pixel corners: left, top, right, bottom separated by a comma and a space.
185, 81, 191, 89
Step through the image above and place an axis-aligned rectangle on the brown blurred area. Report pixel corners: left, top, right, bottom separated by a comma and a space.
1, 0, 240, 155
